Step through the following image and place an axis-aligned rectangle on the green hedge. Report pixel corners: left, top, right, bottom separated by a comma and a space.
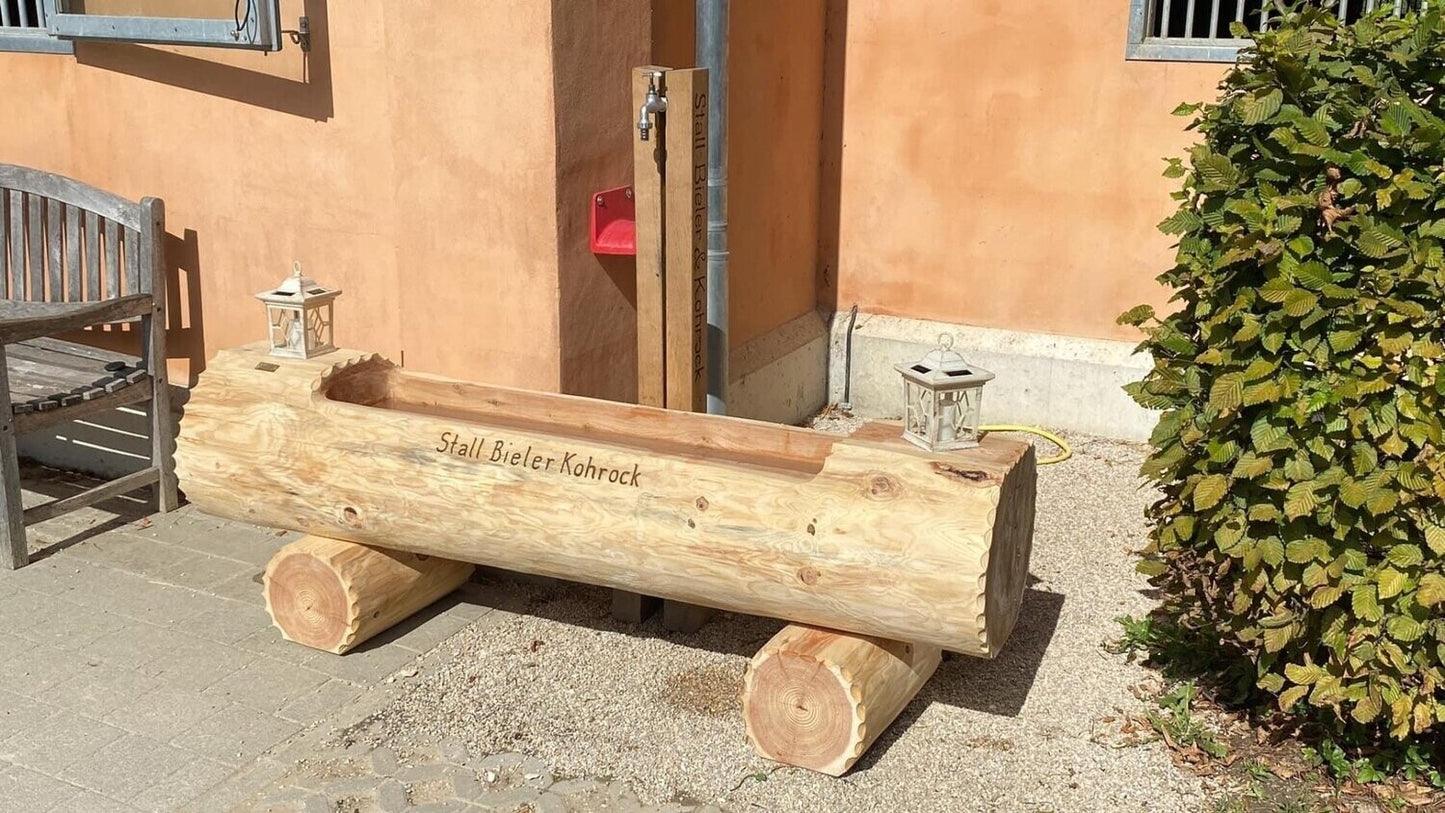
1122, 4, 1445, 740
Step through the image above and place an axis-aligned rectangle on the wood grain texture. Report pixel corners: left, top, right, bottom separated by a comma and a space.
663, 67, 708, 414
176, 345, 1038, 656
65, 204, 81, 302
104, 219, 119, 299
7, 191, 22, 299
45, 199, 61, 301
84, 211, 100, 300
633, 66, 668, 408
0, 345, 25, 569
141, 197, 177, 512
263, 535, 474, 654
742, 624, 942, 775
26, 195, 42, 300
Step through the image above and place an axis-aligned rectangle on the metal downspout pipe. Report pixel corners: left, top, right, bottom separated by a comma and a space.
697, 0, 729, 415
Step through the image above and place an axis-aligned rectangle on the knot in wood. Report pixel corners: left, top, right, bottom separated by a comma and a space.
930, 462, 992, 484
695, 496, 710, 511
865, 475, 898, 499
797, 566, 820, 586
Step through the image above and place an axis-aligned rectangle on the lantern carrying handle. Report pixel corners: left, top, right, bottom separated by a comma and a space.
938, 333, 954, 351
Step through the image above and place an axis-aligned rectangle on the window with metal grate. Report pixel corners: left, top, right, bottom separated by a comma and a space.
0, 0, 285, 54
0, 0, 71, 54
1127, 0, 1424, 62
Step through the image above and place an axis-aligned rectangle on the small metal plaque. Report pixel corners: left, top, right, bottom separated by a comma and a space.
255, 362, 280, 372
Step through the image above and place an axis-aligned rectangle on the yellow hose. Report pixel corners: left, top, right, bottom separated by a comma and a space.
979, 424, 1073, 465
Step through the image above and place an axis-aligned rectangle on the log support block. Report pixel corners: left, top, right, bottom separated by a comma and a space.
662, 599, 712, 633
742, 624, 942, 776
612, 590, 661, 624
264, 535, 475, 654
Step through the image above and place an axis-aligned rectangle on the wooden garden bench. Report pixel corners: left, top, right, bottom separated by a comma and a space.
0, 164, 177, 569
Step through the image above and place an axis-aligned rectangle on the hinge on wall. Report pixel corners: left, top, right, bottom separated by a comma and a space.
281, 15, 309, 52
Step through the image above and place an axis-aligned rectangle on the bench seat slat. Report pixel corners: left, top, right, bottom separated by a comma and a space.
6, 338, 146, 411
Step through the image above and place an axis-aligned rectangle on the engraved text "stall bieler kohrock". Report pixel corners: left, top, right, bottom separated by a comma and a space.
435, 431, 643, 488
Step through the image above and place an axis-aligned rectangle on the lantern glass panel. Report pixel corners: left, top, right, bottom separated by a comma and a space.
266, 305, 306, 356
937, 386, 983, 448
306, 302, 335, 354
903, 379, 935, 441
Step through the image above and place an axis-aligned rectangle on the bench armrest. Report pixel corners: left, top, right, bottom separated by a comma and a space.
0, 295, 155, 345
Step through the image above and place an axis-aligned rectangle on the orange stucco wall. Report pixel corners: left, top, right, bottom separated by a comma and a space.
823, 1, 1226, 342
0, 0, 564, 389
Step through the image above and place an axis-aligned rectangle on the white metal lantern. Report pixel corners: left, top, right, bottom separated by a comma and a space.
894, 334, 994, 452
255, 262, 341, 359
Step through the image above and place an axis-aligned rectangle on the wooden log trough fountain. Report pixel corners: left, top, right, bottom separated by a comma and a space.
176, 344, 1038, 774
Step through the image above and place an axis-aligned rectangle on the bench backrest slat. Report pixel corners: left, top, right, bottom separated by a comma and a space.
65, 204, 81, 302
26, 194, 43, 302
103, 219, 120, 300
0, 165, 159, 306
46, 199, 62, 301
85, 211, 100, 301
123, 226, 140, 296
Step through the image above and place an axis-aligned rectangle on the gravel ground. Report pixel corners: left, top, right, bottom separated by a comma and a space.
335, 432, 1208, 812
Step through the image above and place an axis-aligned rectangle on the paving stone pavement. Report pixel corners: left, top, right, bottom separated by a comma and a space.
0, 470, 696, 812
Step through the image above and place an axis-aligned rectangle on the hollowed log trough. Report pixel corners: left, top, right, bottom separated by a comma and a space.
176, 344, 1037, 657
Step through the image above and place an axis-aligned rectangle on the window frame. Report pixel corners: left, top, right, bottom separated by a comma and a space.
1126, 0, 1249, 63
46, 0, 282, 51
0, 0, 74, 54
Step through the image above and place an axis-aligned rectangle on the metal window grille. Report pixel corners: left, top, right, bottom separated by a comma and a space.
1127, 0, 1424, 62
0, 0, 71, 54
47, 0, 282, 51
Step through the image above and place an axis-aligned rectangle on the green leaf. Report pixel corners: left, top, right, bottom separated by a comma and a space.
1377, 567, 1409, 600
1339, 479, 1368, 509
1278, 684, 1310, 711
1158, 210, 1202, 236
1209, 373, 1245, 413
1383, 102, 1414, 137
1359, 225, 1407, 258
1263, 623, 1295, 653
1258, 536, 1285, 567
1293, 261, 1333, 290
1285, 662, 1323, 685
1193, 474, 1230, 511
1250, 419, 1289, 453
1282, 289, 1320, 317
1353, 585, 1383, 623
1117, 304, 1156, 326
1284, 485, 1319, 521
1238, 88, 1284, 125
1135, 559, 1167, 577
1417, 574, 1445, 607
1387, 615, 1424, 642
1425, 524, 1445, 556
1386, 545, 1423, 568
1328, 330, 1363, 352
1196, 153, 1241, 190
1285, 535, 1328, 562
1293, 116, 1330, 147
1351, 695, 1382, 724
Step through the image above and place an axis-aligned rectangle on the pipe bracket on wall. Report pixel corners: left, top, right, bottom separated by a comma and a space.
589, 186, 636, 256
